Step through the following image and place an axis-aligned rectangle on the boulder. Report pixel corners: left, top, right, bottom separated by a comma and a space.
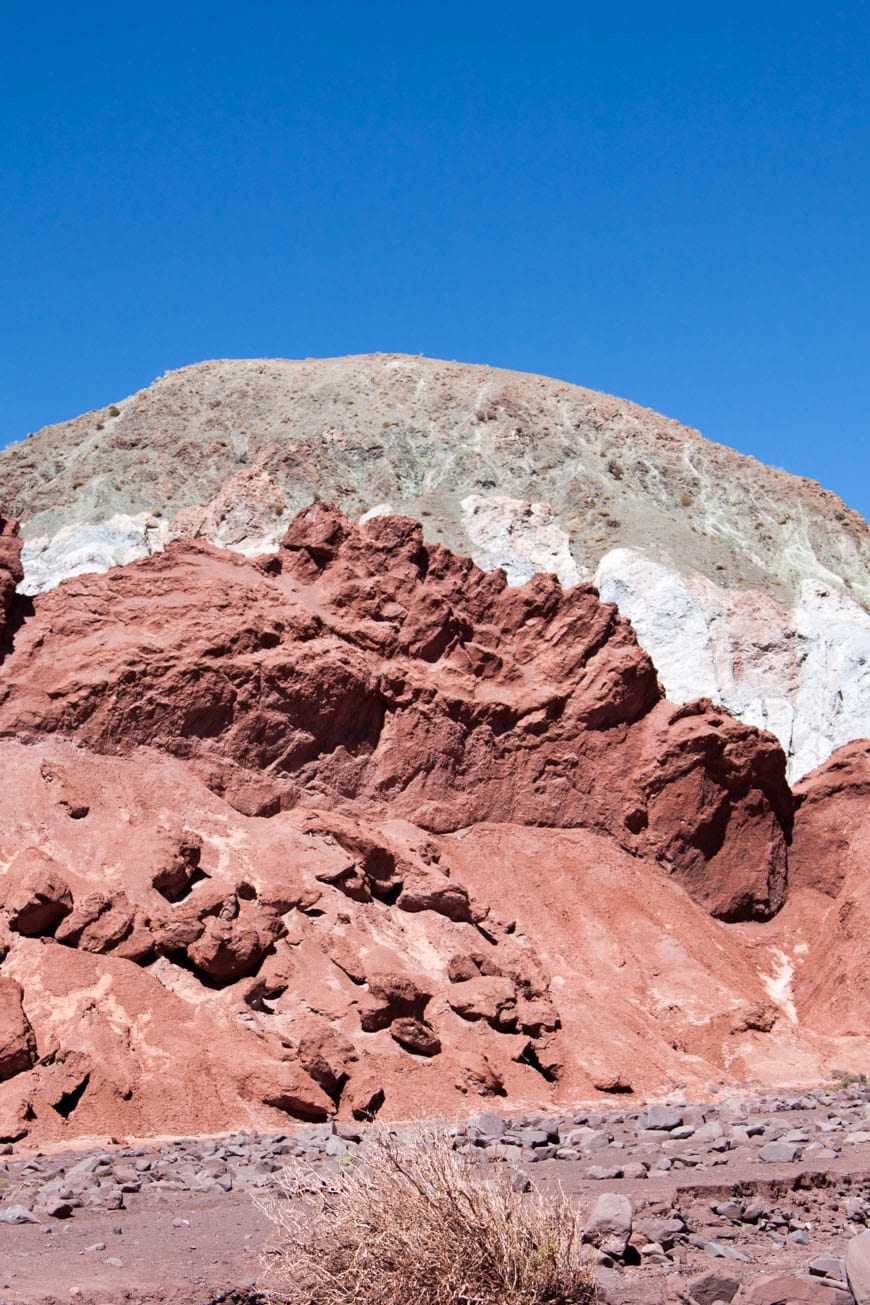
243, 1063, 333, 1122
187, 916, 268, 982
296, 1023, 358, 1100
688, 1270, 741, 1305
358, 971, 431, 1032
151, 832, 203, 901
390, 1018, 441, 1057
396, 867, 472, 921
738, 1273, 852, 1305
447, 976, 517, 1030
847, 1231, 870, 1305
582, 1192, 633, 1258
6, 852, 73, 937
640, 1104, 684, 1131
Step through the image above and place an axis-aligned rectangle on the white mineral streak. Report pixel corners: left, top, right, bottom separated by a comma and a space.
594, 547, 870, 781
461, 494, 584, 589
358, 503, 395, 523
20, 514, 166, 596
791, 581, 870, 781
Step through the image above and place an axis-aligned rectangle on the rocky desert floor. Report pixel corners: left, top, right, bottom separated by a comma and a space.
1, 1082, 869, 1305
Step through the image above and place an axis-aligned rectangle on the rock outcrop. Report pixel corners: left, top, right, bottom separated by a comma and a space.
0, 514, 23, 649
0, 504, 792, 922
1, 355, 866, 779
0, 504, 866, 1146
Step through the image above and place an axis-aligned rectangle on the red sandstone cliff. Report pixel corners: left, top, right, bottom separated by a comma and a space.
0, 506, 864, 1145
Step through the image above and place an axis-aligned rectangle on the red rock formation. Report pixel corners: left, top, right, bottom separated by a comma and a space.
0, 515, 23, 649
789, 740, 869, 897
785, 742, 870, 1037
0, 504, 862, 1146
0, 504, 792, 922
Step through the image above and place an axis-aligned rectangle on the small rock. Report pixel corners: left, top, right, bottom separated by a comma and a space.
758, 1140, 800, 1163
641, 1105, 684, 1131
808, 1255, 846, 1281
0, 1204, 40, 1224
687, 1269, 741, 1305
583, 1192, 633, 1257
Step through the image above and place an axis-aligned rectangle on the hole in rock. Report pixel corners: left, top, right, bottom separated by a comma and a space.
163, 945, 274, 990
517, 1043, 558, 1083
244, 981, 286, 1013
52, 1074, 91, 1118
475, 923, 500, 947
370, 880, 402, 906
155, 866, 209, 904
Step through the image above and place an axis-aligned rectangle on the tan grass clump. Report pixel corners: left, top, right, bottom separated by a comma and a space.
256, 1128, 595, 1305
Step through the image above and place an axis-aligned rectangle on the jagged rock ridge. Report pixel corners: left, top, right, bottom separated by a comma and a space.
1, 355, 867, 780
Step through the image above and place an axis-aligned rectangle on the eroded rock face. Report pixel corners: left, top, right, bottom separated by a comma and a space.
0, 504, 793, 922
0, 977, 37, 1081
0, 504, 864, 1146
0, 515, 23, 648
783, 742, 870, 1039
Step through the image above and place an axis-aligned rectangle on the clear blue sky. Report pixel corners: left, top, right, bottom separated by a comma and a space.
2, 2, 868, 519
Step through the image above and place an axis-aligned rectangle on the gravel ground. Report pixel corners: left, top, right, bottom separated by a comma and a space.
0, 1082, 868, 1304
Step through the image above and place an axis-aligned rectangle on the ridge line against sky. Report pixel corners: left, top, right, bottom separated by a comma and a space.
2, 2, 868, 520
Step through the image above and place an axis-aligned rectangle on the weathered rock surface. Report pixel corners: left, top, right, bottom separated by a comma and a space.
0, 504, 793, 923
0, 977, 37, 1080
0, 514, 23, 649
0, 504, 865, 1148
1, 355, 866, 780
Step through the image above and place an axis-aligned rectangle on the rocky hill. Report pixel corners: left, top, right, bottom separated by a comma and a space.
0, 505, 867, 1148
1, 355, 868, 781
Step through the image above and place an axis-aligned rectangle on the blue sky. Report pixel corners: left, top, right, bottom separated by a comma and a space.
2, 2, 868, 519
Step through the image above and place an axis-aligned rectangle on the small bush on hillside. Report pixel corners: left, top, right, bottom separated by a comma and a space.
256, 1129, 595, 1305
834, 1072, 868, 1090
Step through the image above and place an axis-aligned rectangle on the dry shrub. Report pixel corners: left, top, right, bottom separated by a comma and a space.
256, 1128, 595, 1305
